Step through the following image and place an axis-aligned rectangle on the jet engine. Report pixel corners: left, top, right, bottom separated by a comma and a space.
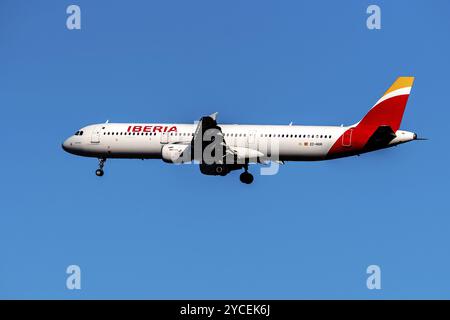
199, 163, 245, 176
161, 144, 190, 164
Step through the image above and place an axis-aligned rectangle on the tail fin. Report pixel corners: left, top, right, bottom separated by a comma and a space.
356, 77, 415, 132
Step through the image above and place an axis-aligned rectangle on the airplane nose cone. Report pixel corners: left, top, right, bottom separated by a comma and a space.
62, 139, 71, 152
413, 133, 417, 140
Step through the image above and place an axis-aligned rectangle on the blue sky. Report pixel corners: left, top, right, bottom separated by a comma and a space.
1, 0, 449, 299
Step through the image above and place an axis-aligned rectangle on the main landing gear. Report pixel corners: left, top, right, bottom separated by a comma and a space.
95, 158, 106, 177
239, 164, 254, 184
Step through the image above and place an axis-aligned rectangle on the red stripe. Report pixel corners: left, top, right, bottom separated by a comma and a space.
327, 94, 410, 158
359, 94, 410, 132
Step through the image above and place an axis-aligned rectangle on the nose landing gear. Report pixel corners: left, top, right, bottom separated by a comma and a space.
239, 164, 254, 184
95, 158, 106, 177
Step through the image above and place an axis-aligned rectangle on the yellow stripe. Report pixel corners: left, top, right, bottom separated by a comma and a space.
384, 77, 415, 96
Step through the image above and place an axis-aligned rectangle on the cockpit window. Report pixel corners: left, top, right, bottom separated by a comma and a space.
75, 131, 79, 136
79, 131, 83, 136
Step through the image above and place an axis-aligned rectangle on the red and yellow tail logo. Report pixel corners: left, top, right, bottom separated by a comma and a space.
357, 76, 415, 132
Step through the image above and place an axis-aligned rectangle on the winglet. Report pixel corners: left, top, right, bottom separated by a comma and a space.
209, 112, 218, 121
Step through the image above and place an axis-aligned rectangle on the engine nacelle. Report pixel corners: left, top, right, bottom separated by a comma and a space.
199, 163, 230, 176
161, 144, 190, 164
199, 163, 244, 176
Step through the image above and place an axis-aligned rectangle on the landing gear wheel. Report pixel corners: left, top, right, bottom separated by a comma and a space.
240, 172, 254, 184
95, 158, 106, 177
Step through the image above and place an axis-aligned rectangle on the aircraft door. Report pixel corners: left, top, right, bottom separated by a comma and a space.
259, 133, 272, 159
91, 126, 102, 144
248, 130, 257, 147
342, 129, 353, 147
160, 132, 169, 144
227, 133, 237, 147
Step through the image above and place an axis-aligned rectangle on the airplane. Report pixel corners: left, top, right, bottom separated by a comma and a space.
62, 77, 421, 184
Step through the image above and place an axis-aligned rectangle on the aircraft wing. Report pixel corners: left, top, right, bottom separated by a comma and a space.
190, 112, 234, 162
227, 146, 264, 163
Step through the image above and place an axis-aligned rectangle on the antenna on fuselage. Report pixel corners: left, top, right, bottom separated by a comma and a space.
105, 120, 109, 124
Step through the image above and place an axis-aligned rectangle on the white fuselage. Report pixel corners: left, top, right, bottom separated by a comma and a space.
62, 123, 415, 161
61, 77, 419, 182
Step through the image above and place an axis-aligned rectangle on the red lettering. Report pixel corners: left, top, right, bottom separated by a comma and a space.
126, 125, 177, 133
